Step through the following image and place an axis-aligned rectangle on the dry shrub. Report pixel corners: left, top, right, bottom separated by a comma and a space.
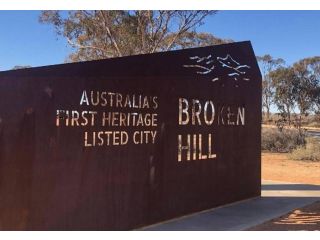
262, 127, 306, 152
290, 138, 320, 161
306, 121, 320, 128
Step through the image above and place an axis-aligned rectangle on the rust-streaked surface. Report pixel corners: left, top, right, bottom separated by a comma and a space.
0, 41, 262, 230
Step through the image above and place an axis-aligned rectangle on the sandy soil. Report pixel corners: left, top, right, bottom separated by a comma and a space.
262, 152, 320, 185
251, 153, 320, 231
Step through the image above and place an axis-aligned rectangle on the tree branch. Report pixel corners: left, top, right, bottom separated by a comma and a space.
99, 10, 123, 57
66, 37, 112, 56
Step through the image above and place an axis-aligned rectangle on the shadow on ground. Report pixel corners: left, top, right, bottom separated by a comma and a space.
142, 180, 320, 231
143, 196, 319, 231
248, 200, 320, 231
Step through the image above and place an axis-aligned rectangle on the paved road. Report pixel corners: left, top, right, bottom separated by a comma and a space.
141, 180, 320, 231
307, 130, 320, 138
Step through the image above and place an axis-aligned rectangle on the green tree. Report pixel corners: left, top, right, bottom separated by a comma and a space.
306, 57, 320, 116
270, 67, 296, 123
314, 86, 320, 116
292, 57, 320, 116
257, 54, 285, 121
39, 10, 228, 62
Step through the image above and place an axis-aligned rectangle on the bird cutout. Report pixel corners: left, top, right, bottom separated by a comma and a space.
183, 54, 251, 87
184, 55, 215, 75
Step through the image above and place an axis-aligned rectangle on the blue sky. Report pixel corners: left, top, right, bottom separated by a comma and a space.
0, 10, 319, 71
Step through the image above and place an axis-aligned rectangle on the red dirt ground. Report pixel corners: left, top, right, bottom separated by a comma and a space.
250, 153, 320, 230
262, 152, 320, 185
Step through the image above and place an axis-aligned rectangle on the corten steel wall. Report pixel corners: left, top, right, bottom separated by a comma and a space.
0, 41, 261, 230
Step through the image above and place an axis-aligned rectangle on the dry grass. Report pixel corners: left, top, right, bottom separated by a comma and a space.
290, 138, 320, 161
306, 121, 320, 128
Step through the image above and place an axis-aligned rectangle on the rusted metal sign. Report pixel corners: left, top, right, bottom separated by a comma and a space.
0, 41, 262, 230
